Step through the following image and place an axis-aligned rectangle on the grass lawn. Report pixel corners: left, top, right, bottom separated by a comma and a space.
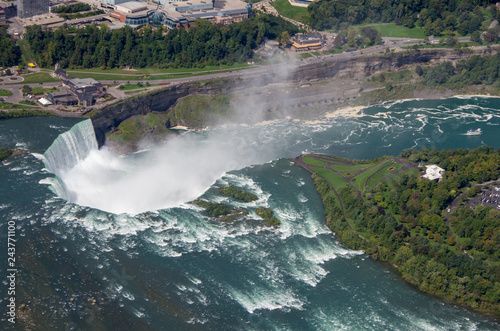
311, 51, 322, 56
119, 83, 158, 91
18, 73, 59, 84
297, 53, 313, 59
67, 72, 144, 81
271, 0, 308, 22
302, 156, 328, 167
355, 23, 426, 39
63, 62, 252, 77
124, 89, 149, 94
0, 89, 13, 97
366, 162, 405, 187
353, 160, 394, 191
315, 167, 349, 190
330, 163, 375, 172
17, 39, 36, 64
32, 86, 57, 94
19, 100, 38, 106
0, 102, 36, 110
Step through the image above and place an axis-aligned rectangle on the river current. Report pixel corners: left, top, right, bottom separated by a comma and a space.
1, 97, 499, 330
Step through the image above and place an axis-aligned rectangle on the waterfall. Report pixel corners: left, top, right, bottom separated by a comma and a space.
43, 119, 98, 199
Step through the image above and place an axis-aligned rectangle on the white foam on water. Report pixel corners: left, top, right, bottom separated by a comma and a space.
122, 291, 135, 301
132, 308, 145, 318
227, 285, 305, 314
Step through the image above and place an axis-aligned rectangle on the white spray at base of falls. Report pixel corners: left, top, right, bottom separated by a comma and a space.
42, 120, 276, 215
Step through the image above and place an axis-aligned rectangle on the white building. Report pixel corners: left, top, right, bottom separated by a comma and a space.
102, 0, 133, 8
115, 1, 147, 14
422, 165, 445, 181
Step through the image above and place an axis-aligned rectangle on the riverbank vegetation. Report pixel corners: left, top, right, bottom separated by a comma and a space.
421, 54, 500, 88
306, 0, 493, 37
166, 94, 232, 128
0, 109, 53, 119
23, 14, 298, 69
304, 147, 500, 316
105, 113, 172, 148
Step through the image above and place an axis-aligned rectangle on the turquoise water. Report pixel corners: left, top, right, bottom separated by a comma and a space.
1, 97, 499, 330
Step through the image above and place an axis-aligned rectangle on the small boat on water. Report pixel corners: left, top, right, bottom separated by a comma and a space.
466, 128, 482, 135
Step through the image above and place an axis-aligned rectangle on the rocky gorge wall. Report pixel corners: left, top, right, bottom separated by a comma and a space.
91, 49, 496, 147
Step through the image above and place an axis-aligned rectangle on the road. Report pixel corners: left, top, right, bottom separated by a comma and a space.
0, 38, 488, 113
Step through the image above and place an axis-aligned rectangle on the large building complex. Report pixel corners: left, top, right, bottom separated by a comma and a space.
102, 0, 131, 8
110, 0, 251, 29
17, 0, 50, 19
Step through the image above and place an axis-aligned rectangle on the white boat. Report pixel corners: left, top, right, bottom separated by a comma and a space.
466, 128, 482, 136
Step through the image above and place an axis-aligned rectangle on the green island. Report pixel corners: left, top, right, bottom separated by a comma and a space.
219, 186, 258, 202
194, 199, 252, 222
255, 207, 281, 228
194, 189, 280, 227
295, 146, 500, 316
0, 148, 26, 162
0, 148, 13, 162
194, 199, 232, 217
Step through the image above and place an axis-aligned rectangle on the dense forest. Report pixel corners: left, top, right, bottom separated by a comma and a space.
333, 26, 382, 48
314, 146, 500, 315
51, 3, 91, 14
0, 26, 21, 68
307, 0, 496, 35
23, 14, 298, 69
420, 54, 500, 88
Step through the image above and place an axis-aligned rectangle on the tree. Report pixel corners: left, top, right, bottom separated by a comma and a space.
279, 31, 291, 47
22, 85, 32, 96
347, 27, 358, 47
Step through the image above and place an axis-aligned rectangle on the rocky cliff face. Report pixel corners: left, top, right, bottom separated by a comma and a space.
91, 49, 494, 147
91, 79, 236, 147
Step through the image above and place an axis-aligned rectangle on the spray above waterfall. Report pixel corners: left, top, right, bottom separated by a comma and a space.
42, 119, 276, 214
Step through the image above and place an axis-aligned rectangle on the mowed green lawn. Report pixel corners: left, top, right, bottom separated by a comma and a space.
18, 73, 59, 84
0, 89, 13, 97
356, 23, 426, 39
271, 0, 308, 22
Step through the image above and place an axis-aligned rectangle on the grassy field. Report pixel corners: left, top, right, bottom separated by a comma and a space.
17, 39, 36, 65
271, 0, 308, 22
18, 73, 59, 84
355, 23, 426, 39
297, 53, 313, 59
366, 162, 405, 187
314, 167, 349, 190
0, 102, 36, 110
329, 163, 375, 172
302, 156, 327, 167
65, 63, 251, 75
352, 160, 393, 191
119, 83, 158, 90
0, 89, 13, 97
32, 86, 57, 94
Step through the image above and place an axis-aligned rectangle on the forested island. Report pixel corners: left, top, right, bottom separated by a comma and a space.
194, 186, 279, 226
295, 146, 500, 316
